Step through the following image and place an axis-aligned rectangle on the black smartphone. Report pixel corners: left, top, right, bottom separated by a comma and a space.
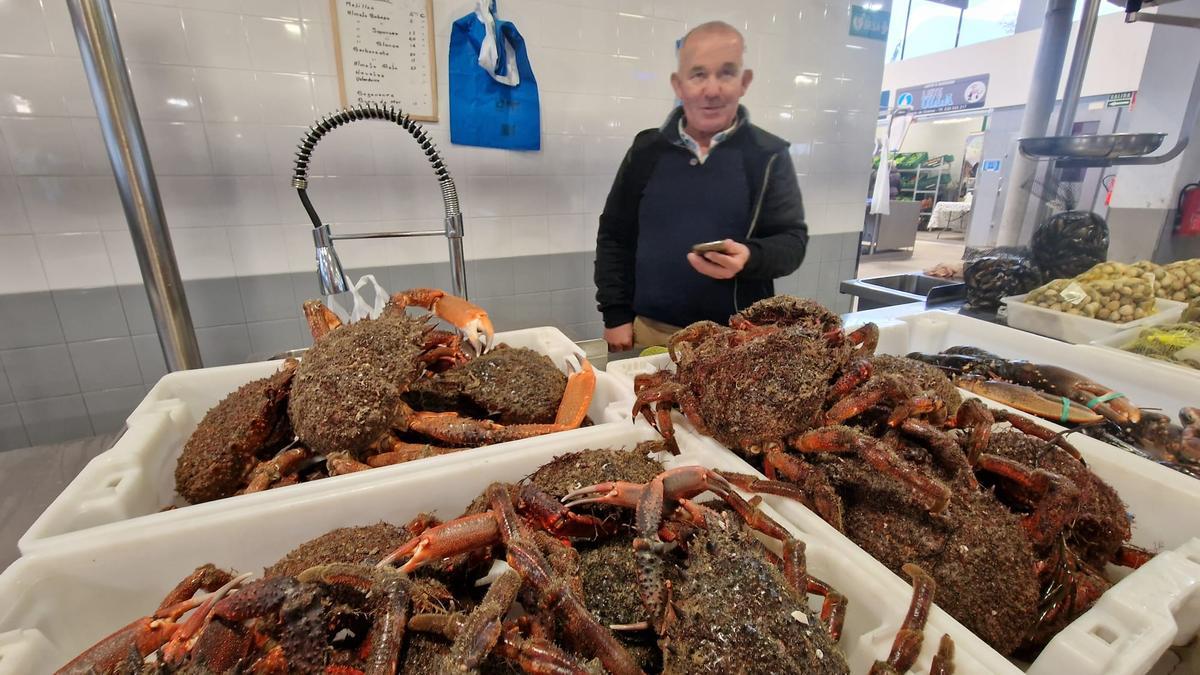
690, 240, 727, 254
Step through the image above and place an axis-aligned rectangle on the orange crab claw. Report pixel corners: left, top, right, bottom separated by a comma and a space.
302, 299, 343, 341
390, 288, 495, 354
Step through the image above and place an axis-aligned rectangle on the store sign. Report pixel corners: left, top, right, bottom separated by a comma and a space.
1107, 91, 1136, 108
896, 74, 989, 115
850, 4, 890, 41
981, 159, 1002, 172
879, 90, 890, 117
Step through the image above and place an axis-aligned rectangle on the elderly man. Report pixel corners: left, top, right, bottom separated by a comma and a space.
594, 21, 808, 352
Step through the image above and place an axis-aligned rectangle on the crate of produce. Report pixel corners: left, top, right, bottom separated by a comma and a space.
0, 423, 1015, 675
1001, 293, 1183, 344
1089, 322, 1200, 375
19, 327, 635, 555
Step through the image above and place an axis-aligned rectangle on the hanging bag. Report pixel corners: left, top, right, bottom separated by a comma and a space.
449, 0, 541, 150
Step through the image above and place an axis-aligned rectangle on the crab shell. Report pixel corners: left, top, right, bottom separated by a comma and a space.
288, 310, 430, 458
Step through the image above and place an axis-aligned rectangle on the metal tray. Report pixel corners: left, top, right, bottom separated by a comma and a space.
1018, 133, 1166, 160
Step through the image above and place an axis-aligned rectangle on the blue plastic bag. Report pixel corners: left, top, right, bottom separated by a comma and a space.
449, 0, 540, 150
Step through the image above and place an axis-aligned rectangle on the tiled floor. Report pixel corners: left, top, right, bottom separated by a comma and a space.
858, 230, 966, 280
0, 434, 114, 573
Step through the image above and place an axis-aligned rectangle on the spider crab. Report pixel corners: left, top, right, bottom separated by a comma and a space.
633, 296, 958, 519
288, 288, 596, 470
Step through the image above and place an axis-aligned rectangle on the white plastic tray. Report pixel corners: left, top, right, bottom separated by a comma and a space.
19, 327, 634, 555
1002, 294, 1184, 344
598, 347, 1200, 674
894, 310, 1198, 423
1088, 324, 1200, 377
0, 423, 1015, 675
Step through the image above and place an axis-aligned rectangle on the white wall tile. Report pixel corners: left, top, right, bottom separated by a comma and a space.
171, 227, 236, 279
206, 123, 272, 175
301, 20, 335, 75
112, 3, 189, 65
229, 225, 290, 275
0, 178, 29, 234
511, 215, 550, 256
143, 122, 213, 175
545, 174, 585, 215
255, 72, 316, 126
181, 9, 251, 69
0, 235, 49, 293
464, 217, 512, 260
0, 128, 12, 176
158, 176, 227, 228
102, 230, 142, 285
18, 177, 100, 233
0, 0, 53, 56
71, 118, 117, 175
0, 55, 70, 116
0, 117, 87, 175
219, 176, 282, 226
36, 233, 116, 290
127, 64, 201, 122
244, 16, 307, 74
194, 68, 261, 123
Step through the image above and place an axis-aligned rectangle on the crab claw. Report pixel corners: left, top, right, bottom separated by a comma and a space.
562, 481, 645, 509
390, 289, 495, 354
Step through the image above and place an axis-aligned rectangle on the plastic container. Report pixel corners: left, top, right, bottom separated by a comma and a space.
895, 310, 1198, 423
19, 327, 634, 555
0, 423, 1016, 675
1088, 324, 1200, 376
1001, 294, 1184, 344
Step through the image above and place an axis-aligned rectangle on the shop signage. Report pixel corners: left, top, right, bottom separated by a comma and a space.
1106, 91, 1136, 108
895, 74, 989, 115
879, 90, 890, 117
850, 5, 890, 41
982, 159, 1002, 172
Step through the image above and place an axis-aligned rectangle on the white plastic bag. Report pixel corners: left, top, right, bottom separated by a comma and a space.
326, 274, 389, 324
474, 0, 520, 86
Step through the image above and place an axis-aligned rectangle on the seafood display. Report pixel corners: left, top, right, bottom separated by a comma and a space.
173, 288, 596, 504
909, 347, 1200, 477
631, 296, 1156, 657
58, 447, 954, 674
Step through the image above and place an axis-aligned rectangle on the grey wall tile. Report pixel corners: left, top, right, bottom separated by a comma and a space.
561, 321, 604, 342
1, 344, 79, 400
507, 292, 552, 329
393, 263, 447, 294
551, 288, 601, 326
0, 365, 11, 405
197, 324, 252, 367
344, 267, 395, 296
132, 333, 168, 386
247, 319, 304, 358
0, 292, 64, 349
52, 287, 130, 342
817, 261, 841, 305
467, 258, 515, 298
291, 270, 325, 306
514, 255, 551, 293
473, 296, 515, 332
119, 285, 155, 335
19, 394, 93, 445
185, 277, 246, 328
83, 386, 146, 434
67, 338, 143, 392
238, 274, 298, 322
792, 263, 820, 297
0, 403, 28, 451
548, 252, 593, 291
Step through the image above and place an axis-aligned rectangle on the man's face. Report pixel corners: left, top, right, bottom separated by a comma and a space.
671, 30, 753, 136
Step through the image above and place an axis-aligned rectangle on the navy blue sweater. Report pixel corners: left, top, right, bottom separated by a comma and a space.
594, 107, 809, 329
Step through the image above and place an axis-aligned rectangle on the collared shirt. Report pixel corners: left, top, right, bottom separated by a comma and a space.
676, 116, 740, 164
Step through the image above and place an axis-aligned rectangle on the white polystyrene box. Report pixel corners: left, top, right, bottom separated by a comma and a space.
0, 423, 1014, 675
19, 327, 633, 555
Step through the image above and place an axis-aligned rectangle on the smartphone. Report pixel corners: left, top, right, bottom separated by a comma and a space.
690, 240, 727, 254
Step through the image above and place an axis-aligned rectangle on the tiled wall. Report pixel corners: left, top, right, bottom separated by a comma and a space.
0, 0, 885, 448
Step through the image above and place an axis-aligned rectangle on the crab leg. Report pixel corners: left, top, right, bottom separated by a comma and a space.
302, 299, 343, 340
869, 563, 937, 675
390, 288, 495, 354
931, 634, 956, 675
410, 611, 593, 675
405, 360, 596, 446
974, 454, 1081, 549
367, 440, 467, 467
242, 445, 311, 494
988, 407, 1084, 461
791, 426, 952, 514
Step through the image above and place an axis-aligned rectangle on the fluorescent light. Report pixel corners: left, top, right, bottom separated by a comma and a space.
166, 98, 191, 108
617, 12, 646, 18
613, 54, 640, 60
779, 111, 793, 119
845, 44, 865, 50
285, 23, 302, 36
10, 96, 31, 114
932, 117, 975, 124
794, 75, 818, 85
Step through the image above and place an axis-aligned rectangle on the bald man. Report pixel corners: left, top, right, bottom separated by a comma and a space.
594, 21, 809, 351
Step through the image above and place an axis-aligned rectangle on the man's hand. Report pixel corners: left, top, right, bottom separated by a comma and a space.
604, 323, 634, 352
687, 239, 750, 280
